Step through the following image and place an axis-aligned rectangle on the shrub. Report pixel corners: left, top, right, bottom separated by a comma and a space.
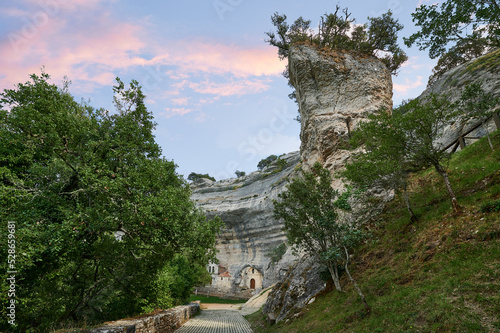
188, 172, 216, 182
257, 155, 278, 170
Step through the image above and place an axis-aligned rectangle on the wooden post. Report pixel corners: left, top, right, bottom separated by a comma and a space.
493, 113, 500, 130
458, 136, 466, 150
345, 116, 352, 139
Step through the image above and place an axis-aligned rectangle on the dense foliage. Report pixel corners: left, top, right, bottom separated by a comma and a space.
344, 84, 498, 217
266, 6, 408, 74
342, 108, 417, 221
273, 163, 368, 307
404, 0, 500, 84
0, 73, 222, 332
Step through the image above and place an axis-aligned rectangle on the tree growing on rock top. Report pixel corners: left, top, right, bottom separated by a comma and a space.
187, 172, 216, 182
265, 5, 407, 74
273, 162, 370, 312
265, 5, 407, 122
257, 154, 278, 170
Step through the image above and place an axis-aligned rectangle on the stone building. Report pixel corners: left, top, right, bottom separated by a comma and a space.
239, 266, 263, 290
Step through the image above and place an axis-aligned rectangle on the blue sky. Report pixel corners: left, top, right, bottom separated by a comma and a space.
0, 0, 437, 180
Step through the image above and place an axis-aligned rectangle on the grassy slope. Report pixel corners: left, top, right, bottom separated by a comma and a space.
247, 130, 500, 333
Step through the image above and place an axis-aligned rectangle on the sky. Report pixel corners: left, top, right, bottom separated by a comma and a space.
0, 0, 438, 180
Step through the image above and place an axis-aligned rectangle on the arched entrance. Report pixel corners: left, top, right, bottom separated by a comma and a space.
250, 278, 256, 289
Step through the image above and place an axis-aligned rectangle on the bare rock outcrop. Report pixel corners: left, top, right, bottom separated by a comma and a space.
418, 49, 500, 149
288, 43, 393, 175
262, 255, 326, 323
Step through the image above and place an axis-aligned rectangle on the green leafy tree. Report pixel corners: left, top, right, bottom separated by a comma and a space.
342, 108, 417, 221
266, 6, 407, 74
404, 0, 500, 84
235, 170, 246, 178
273, 162, 370, 312
0, 73, 222, 331
458, 82, 499, 151
257, 154, 278, 170
397, 96, 461, 214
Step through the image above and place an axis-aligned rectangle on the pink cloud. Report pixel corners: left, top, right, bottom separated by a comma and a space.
151, 41, 284, 78
171, 97, 190, 106
0, 1, 284, 103
161, 107, 194, 118
0, 11, 145, 93
188, 79, 270, 96
0, 7, 30, 17
393, 76, 424, 94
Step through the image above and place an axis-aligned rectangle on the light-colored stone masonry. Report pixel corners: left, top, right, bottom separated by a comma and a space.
89, 303, 199, 333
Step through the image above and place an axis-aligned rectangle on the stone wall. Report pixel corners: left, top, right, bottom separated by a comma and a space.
89, 303, 199, 333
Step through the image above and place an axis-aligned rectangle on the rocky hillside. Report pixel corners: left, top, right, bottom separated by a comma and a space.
418, 49, 500, 148
252, 48, 500, 328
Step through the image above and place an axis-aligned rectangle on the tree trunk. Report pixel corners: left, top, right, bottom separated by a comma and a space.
482, 120, 494, 151
434, 163, 461, 214
327, 261, 342, 291
402, 186, 417, 222
344, 247, 371, 313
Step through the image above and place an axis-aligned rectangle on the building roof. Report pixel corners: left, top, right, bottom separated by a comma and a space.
218, 271, 231, 278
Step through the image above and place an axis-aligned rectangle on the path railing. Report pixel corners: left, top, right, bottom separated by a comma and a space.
440, 113, 500, 153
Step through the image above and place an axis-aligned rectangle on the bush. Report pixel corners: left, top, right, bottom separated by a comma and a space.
257, 155, 278, 170
235, 170, 246, 178
188, 172, 216, 182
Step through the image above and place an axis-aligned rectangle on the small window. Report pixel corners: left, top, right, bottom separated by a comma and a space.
252, 268, 254, 274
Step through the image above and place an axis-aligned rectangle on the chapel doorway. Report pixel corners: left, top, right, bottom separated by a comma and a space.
250, 278, 256, 289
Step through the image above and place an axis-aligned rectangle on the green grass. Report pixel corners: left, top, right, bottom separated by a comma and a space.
188, 295, 247, 304
247, 130, 500, 333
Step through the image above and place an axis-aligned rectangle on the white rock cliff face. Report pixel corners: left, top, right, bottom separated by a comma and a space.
261, 44, 395, 322
191, 152, 301, 297
288, 44, 393, 175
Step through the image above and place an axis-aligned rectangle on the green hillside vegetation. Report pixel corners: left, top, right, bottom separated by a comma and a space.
247, 130, 500, 332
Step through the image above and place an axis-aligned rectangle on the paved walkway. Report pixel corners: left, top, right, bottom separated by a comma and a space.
175, 309, 253, 333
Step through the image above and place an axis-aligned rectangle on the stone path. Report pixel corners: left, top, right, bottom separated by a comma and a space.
175, 309, 253, 333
